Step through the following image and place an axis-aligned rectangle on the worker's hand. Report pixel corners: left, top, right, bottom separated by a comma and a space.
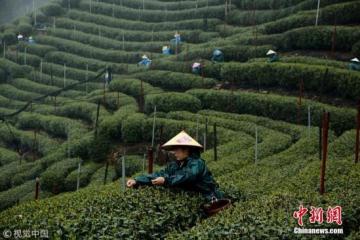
127, 179, 137, 188
151, 177, 165, 186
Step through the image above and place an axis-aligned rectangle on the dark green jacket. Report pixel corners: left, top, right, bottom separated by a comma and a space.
134, 153, 224, 202
349, 62, 360, 71
268, 54, 279, 62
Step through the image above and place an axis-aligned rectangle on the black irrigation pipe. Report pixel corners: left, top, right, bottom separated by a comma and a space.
0, 67, 108, 120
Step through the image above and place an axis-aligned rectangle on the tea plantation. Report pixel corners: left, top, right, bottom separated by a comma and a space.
0, 0, 359, 239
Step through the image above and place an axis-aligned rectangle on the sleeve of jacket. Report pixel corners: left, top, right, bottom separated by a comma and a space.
164, 160, 204, 187
134, 166, 171, 186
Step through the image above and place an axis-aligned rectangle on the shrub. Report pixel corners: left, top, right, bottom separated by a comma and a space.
132, 70, 217, 91
64, 162, 102, 191
0, 182, 204, 238
121, 113, 147, 143
36, 35, 158, 64
49, 27, 168, 52
221, 62, 360, 100
41, 2, 65, 16
263, 1, 360, 34
44, 51, 128, 73
41, 157, 81, 193
187, 89, 356, 134
67, 9, 221, 31
0, 58, 32, 78
79, 1, 228, 22
0, 180, 34, 211
145, 92, 201, 113
0, 147, 19, 166
53, 17, 219, 43
109, 78, 162, 98
114, 155, 143, 178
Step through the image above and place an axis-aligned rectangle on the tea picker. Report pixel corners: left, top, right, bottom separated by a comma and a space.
170, 31, 182, 54
28, 36, 35, 44
171, 31, 181, 45
137, 55, 152, 68
192, 62, 202, 75
104, 66, 112, 88
211, 49, 224, 63
349, 58, 360, 71
266, 49, 279, 63
162, 45, 171, 55
126, 130, 231, 216
17, 33, 24, 42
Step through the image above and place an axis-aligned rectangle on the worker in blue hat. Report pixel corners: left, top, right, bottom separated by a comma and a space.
162, 45, 171, 55
349, 58, 360, 71
138, 55, 152, 68
211, 49, 224, 63
28, 36, 35, 44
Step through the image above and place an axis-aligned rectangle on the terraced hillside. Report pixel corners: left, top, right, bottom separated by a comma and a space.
0, 0, 359, 239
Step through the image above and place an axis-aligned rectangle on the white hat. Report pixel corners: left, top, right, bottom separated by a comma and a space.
162, 46, 168, 51
266, 50, 276, 55
29, 36, 33, 40
351, 58, 360, 63
192, 62, 201, 68
214, 49, 222, 56
17, 34, 23, 39
142, 55, 148, 59
161, 130, 203, 150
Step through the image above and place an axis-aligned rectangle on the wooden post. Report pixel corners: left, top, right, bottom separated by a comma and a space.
24, 47, 27, 65
204, 117, 208, 151
308, 106, 311, 139
196, 114, 199, 141
213, 123, 217, 161
139, 79, 144, 112
76, 160, 82, 191
35, 177, 40, 200
40, 59, 43, 81
94, 101, 101, 137
53, 17, 56, 31
143, 153, 146, 172
121, 152, 126, 192
151, 106, 157, 148
320, 112, 330, 195
122, 32, 125, 50
315, 0, 321, 26
54, 96, 57, 112
63, 64, 66, 88
201, 62, 205, 87
147, 147, 154, 174
331, 13, 337, 56
355, 101, 360, 164
297, 79, 304, 124
103, 160, 109, 185
255, 126, 258, 164
3, 41, 5, 58
50, 64, 53, 86
319, 113, 323, 160
32, 130, 37, 161
85, 64, 89, 93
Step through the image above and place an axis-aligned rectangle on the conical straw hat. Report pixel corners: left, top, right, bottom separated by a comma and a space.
161, 130, 203, 150
192, 62, 201, 68
266, 49, 276, 55
351, 57, 360, 62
